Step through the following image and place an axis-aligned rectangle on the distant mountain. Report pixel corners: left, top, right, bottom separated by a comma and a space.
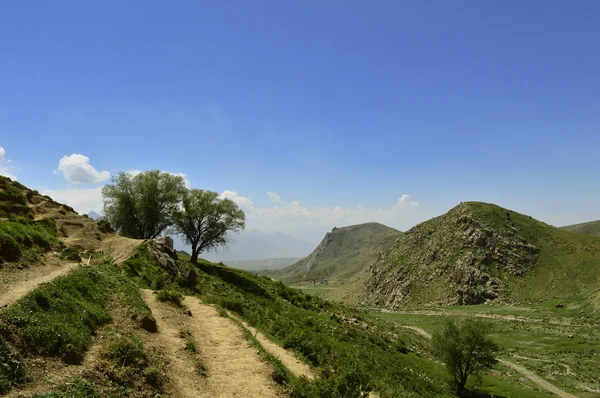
222, 258, 301, 272
172, 230, 314, 262
362, 202, 600, 309
561, 220, 600, 237
87, 211, 102, 220
269, 222, 401, 284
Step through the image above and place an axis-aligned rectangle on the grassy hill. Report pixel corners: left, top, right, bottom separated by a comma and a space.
560, 219, 600, 236
363, 202, 600, 309
268, 222, 401, 284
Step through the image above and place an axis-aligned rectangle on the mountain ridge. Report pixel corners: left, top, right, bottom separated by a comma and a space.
269, 222, 401, 284
362, 202, 600, 309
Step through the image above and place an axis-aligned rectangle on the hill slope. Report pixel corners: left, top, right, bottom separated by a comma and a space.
560, 220, 600, 236
364, 202, 600, 309
269, 222, 401, 284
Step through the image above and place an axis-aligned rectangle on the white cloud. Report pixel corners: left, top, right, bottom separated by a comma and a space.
219, 190, 254, 209
219, 190, 424, 243
0, 147, 16, 179
42, 187, 104, 215
267, 192, 282, 203
58, 154, 110, 184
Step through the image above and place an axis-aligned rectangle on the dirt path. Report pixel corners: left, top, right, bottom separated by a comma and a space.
498, 359, 579, 398
228, 312, 314, 379
0, 261, 80, 307
142, 290, 206, 398
182, 297, 285, 398
398, 325, 579, 398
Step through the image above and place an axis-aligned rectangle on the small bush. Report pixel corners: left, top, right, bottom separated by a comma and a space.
143, 366, 164, 387
103, 333, 148, 368
156, 289, 184, 307
0, 338, 26, 393
59, 247, 82, 262
0, 233, 21, 262
153, 274, 168, 290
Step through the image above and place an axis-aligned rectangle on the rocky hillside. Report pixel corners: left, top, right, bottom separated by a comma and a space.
363, 202, 600, 309
269, 222, 401, 284
0, 176, 140, 264
561, 220, 600, 236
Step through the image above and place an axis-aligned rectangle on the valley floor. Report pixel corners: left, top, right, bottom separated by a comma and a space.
373, 302, 600, 398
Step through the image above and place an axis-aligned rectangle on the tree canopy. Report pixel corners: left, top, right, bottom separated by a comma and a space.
171, 189, 245, 263
432, 318, 499, 396
102, 171, 187, 239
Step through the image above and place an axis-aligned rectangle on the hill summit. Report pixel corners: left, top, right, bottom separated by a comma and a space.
561, 220, 600, 237
363, 202, 600, 309
269, 222, 401, 284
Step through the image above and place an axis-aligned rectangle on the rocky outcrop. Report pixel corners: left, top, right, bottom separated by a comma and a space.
364, 202, 540, 309
147, 236, 185, 278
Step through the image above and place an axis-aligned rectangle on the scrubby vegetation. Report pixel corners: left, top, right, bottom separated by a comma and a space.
156, 289, 184, 307
0, 338, 26, 393
191, 258, 446, 397
97, 330, 165, 390
0, 219, 61, 263
0, 263, 150, 364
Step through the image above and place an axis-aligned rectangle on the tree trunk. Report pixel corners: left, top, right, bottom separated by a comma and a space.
191, 242, 199, 264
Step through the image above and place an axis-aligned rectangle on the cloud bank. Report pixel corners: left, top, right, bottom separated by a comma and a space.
57, 154, 110, 184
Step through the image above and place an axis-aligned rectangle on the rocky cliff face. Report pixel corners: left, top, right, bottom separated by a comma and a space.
363, 202, 540, 308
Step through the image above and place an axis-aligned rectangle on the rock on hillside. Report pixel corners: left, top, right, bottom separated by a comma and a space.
270, 222, 401, 284
363, 202, 600, 309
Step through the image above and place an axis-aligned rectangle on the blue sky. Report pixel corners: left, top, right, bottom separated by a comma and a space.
1, 0, 599, 243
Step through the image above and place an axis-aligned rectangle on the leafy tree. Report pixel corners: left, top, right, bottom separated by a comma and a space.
102, 171, 186, 239
172, 189, 245, 263
432, 318, 499, 396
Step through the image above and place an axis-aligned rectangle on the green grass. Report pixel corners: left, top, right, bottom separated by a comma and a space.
560, 220, 600, 237
0, 176, 31, 219
33, 378, 101, 398
98, 330, 165, 390
269, 222, 401, 284
156, 289, 184, 307
374, 305, 600, 395
0, 338, 26, 393
191, 259, 450, 397
361, 201, 600, 308
0, 219, 61, 263
0, 263, 150, 364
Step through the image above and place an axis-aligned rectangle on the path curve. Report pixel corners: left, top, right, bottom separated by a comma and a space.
228, 312, 314, 379
399, 325, 579, 398
183, 296, 284, 398
0, 262, 80, 307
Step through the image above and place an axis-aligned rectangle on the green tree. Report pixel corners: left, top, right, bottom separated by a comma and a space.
172, 189, 245, 263
102, 171, 186, 239
432, 318, 499, 396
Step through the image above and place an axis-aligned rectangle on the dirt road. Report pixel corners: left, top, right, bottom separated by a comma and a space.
399, 325, 579, 398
